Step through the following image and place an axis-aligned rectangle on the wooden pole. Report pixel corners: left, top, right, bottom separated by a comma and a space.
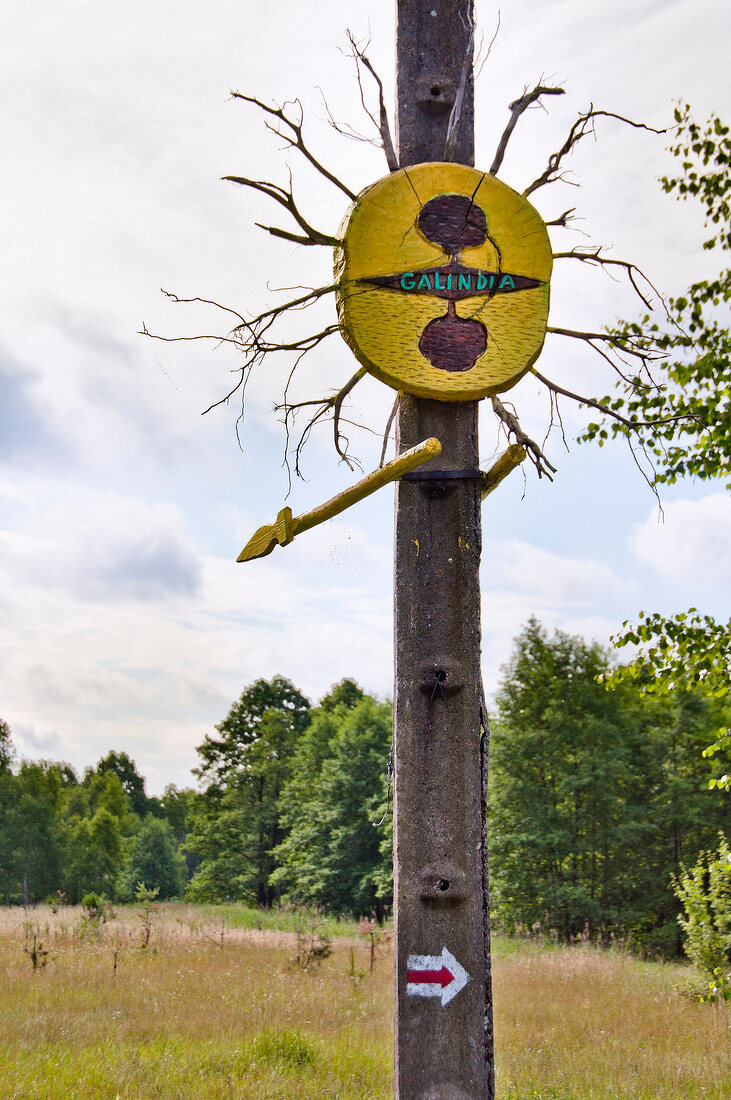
393, 2, 494, 1097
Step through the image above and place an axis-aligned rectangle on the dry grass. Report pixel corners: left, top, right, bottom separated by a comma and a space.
0, 905, 728, 1098
493, 940, 731, 1099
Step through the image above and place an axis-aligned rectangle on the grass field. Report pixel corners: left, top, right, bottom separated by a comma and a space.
0, 903, 728, 1098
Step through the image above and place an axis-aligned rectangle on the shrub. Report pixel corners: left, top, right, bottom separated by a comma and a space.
672, 833, 731, 981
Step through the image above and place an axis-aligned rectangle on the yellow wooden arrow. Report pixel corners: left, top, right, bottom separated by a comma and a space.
480, 444, 526, 498
237, 436, 443, 562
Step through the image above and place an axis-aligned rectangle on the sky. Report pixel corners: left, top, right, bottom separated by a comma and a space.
1, 0, 729, 795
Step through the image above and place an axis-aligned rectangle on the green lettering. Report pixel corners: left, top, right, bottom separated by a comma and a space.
400, 272, 416, 290
418, 273, 432, 290
499, 274, 515, 290
458, 274, 471, 291
434, 271, 445, 290
477, 272, 488, 291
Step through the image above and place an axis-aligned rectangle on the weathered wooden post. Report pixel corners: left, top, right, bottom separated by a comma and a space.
391, 3, 494, 1097
236, 5, 553, 1093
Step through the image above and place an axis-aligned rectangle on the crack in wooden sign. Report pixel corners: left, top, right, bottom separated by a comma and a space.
335, 163, 553, 401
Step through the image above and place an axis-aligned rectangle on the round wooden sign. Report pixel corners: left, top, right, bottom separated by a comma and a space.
334, 163, 552, 402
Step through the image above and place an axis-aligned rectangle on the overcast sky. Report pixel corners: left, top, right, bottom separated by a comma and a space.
1, 0, 729, 794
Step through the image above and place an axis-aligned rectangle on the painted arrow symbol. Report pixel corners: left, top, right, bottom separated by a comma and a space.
406, 946, 470, 1007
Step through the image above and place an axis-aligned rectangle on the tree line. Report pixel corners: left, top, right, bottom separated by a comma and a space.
0, 621, 727, 957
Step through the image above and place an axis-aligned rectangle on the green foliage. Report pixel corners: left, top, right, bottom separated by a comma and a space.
581, 110, 731, 791
0, 744, 194, 907
271, 695, 392, 918
0, 761, 72, 904
248, 1029, 320, 1069
133, 882, 160, 948
0, 719, 14, 772
318, 678, 365, 713
672, 834, 731, 983
122, 816, 185, 900
195, 675, 311, 788
490, 619, 727, 949
580, 107, 731, 487
64, 807, 124, 903
187, 678, 311, 906
79, 892, 114, 937
95, 751, 153, 817
611, 610, 731, 789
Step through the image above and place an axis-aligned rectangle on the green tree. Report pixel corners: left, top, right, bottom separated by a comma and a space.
63, 806, 124, 902
60, 770, 137, 902
188, 678, 311, 905
489, 619, 726, 950
272, 693, 393, 918
159, 784, 199, 880
123, 816, 184, 900
195, 676, 310, 788
1, 762, 76, 905
0, 719, 14, 772
96, 751, 153, 817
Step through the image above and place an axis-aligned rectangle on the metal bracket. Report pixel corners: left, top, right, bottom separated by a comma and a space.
402, 468, 482, 482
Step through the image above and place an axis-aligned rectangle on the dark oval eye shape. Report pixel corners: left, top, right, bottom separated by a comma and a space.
417, 194, 488, 254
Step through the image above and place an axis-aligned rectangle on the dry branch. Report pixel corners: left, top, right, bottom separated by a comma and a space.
341, 31, 398, 172
545, 207, 578, 228
546, 325, 664, 381
490, 84, 565, 175
380, 395, 400, 467
491, 395, 557, 480
552, 246, 667, 311
222, 172, 339, 247
531, 367, 702, 433
229, 92, 357, 200
276, 366, 368, 473
524, 108, 665, 197
444, 18, 476, 161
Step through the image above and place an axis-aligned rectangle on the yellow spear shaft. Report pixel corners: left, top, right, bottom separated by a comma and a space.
237, 436, 442, 563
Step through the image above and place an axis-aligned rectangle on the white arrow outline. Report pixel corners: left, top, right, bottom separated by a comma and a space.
406, 945, 470, 1007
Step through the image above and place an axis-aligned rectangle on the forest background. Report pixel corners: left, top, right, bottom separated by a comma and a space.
2, 617, 728, 964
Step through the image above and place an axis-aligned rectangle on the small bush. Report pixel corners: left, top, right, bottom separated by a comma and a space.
673, 833, 731, 984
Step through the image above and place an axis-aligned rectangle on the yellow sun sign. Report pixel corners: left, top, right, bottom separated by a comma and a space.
335, 162, 552, 402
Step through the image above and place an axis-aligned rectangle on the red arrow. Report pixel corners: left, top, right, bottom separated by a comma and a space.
406, 948, 470, 1006
406, 964, 454, 988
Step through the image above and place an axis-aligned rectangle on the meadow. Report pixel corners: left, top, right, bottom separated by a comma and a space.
0, 903, 728, 1099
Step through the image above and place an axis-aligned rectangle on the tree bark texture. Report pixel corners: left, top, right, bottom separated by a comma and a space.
393, 2, 494, 1098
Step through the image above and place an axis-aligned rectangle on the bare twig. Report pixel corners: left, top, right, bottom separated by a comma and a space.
229, 92, 357, 200
343, 31, 398, 172
545, 207, 577, 228
380, 395, 399, 467
491, 395, 557, 480
547, 325, 664, 371
277, 366, 368, 472
552, 246, 669, 311
531, 367, 702, 431
490, 84, 565, 175
524, 107, 666, 197
223, 171, 339, 246
472, 12, 501, 81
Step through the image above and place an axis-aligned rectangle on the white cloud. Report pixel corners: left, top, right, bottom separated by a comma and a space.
1, 0, 729, 794
629, 494, 731, 588
484, 538, 632, 606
